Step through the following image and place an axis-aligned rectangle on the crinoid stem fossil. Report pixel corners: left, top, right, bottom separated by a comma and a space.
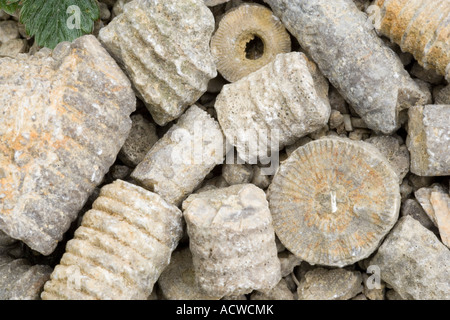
264, 0, 427, 134
371, 0, 450, 78
41, 180, 183, 300
211, 3, 291, 82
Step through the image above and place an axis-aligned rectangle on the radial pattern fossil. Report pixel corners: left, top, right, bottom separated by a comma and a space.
268, 137, 400, 267
211, 3, 291, 82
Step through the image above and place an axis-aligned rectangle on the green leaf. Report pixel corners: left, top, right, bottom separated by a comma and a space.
0, 0, 21, 15
20, 0, 99, 49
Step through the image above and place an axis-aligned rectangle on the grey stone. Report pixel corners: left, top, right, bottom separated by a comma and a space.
407, 105, 450, 176
0, 10, 9, 21
0, 20, 19, 44
98, 1, 111, 21
362, 273, 385, 300
410, 62, 445, 85
297, 268, 362, 300
408, 174, 435, 191
414, 184, 446, 226
386, 289, 406, 300
0, 35, 136, 255
118, 114, 158, 167
131, 105, 226, 206
365, 135, 410, 183
99, 0, 217, 125
222, 164, 253, 185
0, 38, 27, 57
182, 184, 281, 297
250, 278, 295, 300
204, 0, 230, 6
265, 0, 427, 134
381, 37, 414, 66
370, 216, 450, 300
433, 84, 450, 105
0, 257, 52, 300
329, 110, 344, 129
251, 166, 271, 190
278, 251, 302, 278
328, 86, 349, 114
401, 199, 436, 231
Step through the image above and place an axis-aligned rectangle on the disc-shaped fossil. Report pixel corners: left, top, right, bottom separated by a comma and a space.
268, 137, 400, 267
211, 3, 291, 82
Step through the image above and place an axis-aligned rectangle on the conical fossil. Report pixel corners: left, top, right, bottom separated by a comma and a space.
268, 137, 400, 267
41, 180, 183, 300
0, 35, 136, 256
99, 0, 217, 126
211, 3, 291, 82
371, 0, 450, 77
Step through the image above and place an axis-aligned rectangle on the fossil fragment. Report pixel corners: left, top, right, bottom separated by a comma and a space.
0, 257, 52, 300
131, 105, 226, 206
264, 0, 426, 134
215, 52, 330, 164
41, 180, 183, 300
407, 105, 450, 176
0, 35, 136, 255
372, 0, 450, 77
268, 137, 400, 267
182, 184, 281, 297
99, 0, 217, 125
210, 3, 291, 82
370, 216, 450, 300
158, 248, 220, 300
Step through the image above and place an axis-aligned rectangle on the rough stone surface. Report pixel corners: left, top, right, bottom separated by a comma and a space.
414, 184, 446, 226
434, 84, 450, 105
268, 137, 400, 267
215, 52, 331, 163
250, 278, 294, 300
362, 273, 385, 300
158, 248, 220, 300
386, 289, 406, 300
0, 35, 136, 255
365, 135, 410, 183
210, 3, 291, 82
182, 184, 281, 297
410, 62, 445, 85
296, 268, 362, 300
0, 38, 27, 57
204, 0, 230, 6
265, 0, 426, 134
401, 199, 436, 231
278, 251, 302, 277
131, 105, 225, 206
251, 166, 271, 190
407, 105, 450, 176
373, 0, 450, 76
0, 257, 52, 300
41, 180, 184, 300
99, 0, 217, 125
370, 216, 450, 300
0, 20, 19, 44
222, 164, 253, 185
118, 114, 158, 167
430, 190, 450, 247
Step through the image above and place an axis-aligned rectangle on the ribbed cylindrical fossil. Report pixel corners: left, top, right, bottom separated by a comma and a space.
158, 248, 221, 300
182, 184, 281, 297
41, 180, 183, 300
372, 0, 450, 77
264, 0, 426, 134
0, 35, 136, 256
0, 256, 52, 300
211, 3, 291, 82
215, 52, 330, 164
268, 137, 400, 267
131, 105, 226, 206
99, 0, 217, 126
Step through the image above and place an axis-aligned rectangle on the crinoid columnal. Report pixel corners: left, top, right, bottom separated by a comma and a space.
268, 137, 400, 267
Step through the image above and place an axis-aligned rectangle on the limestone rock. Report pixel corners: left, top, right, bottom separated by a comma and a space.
222, 164, 253, 185
215, 52, 331, 164
414, 184, 447, 227
204, 0, 230, 6
0, 257, 52, 300
158, 248, 220, 300
434, 85, 450, 105
0, 38, 27, 57
407, 105, 450, 176
401, 199, 436, 231
99, 0, 217, 125
250, 278, 295, 300
362, 273, 385, 300
430, 190, 450, 247
265, 0, 426, 134
0, 35, 136, 255
365, 135, 410, 183
279, 251, 302, 278
370, 216, 450, 300
182, 184, 281, 297
297, 268, 362, 300
118, 114, 158, 167
410, 62, 445, 85
41, 180, 183, 300
0, 20, 19, 44
131, 105, 225, 206
268, 137, 400, 267
372, 0, 450, 77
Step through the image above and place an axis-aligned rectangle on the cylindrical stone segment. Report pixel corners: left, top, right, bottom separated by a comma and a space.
268, 137, 400, 267
99, 0, 217, 126
0, 35, 136, 255
41, 180, 183, 300
182, 184, 281, 297
0, 257, 52, 300
131, 105, 226, 206
215, 52, 330, 164
372, 0, 450, 77
264, 0, 426, 134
